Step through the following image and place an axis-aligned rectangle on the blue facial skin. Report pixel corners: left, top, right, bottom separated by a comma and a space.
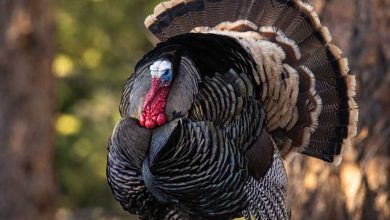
160, 69, 172, 87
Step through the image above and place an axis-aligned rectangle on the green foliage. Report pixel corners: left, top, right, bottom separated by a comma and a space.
54, 0, 161, 216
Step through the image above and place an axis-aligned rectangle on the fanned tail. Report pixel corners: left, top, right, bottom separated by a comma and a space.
144, 0, 358, 165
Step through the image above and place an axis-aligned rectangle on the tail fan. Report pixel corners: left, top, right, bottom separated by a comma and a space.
144, 0, 358, 165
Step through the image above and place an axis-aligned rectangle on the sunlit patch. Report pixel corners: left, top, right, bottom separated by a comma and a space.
366, 157, 389, 191
72, 138, 93, 158
83, 48, 102, 69
90, 153, 107, 180
88, 28, 111, 50
6, 8, 32, 44
375, 192, 390, 216
56, 114, 81, 135
303, 172, 317, 190
53, 54, 74, 77
57, 12, 75, 32
357, 126, 368, 140
55, 208, 72, 220
340, 163, 363, 212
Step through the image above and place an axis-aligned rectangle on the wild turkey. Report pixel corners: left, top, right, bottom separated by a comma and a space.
107, 0, 358, 219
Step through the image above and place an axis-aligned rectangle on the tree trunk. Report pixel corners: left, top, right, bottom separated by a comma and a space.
0, 0, 56, 219
287, 0, 390, 219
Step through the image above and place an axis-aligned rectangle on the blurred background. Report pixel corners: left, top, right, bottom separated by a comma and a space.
0, 0, 388, 220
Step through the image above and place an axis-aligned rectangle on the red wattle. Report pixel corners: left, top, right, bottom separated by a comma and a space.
139, 114, 146, 126
145, 119, 156, 129
156, 113, 167, 126
140, 79, 170, 129
143, 78, 160, 109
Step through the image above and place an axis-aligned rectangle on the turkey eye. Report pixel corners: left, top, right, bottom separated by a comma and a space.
163, 70, 169, 76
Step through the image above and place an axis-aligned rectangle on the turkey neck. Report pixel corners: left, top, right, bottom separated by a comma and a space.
144, 87, 169, 116
141, 78, 169, 128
